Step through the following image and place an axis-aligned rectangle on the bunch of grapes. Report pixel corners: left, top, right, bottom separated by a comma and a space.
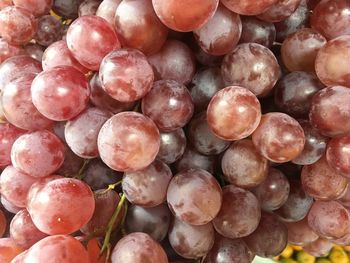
0, 0, 350, 262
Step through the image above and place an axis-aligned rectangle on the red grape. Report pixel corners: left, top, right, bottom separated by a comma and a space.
78, 0, 99, 16
97, 112, 160, 172
66, 15, 121, 70
258, 0, 302, 22
96, 0, 121, 25
303, 238, 333, 257
122, 159, 172, 207
152, 0, 219, 32
27, 178, 95, 235
326, 135, 350, 178
0, 238, 24, 262
13, 0, 52, 17
0, 123, 25, 167
31, 66, 90, 121
221, 0, 278, 15
111, 232, 168, 263
11, 130, 65, 177
115, 0, 169, 55
99, 48, 154, 102
157, 128, 186, 164
287, 217, 319, 246
0, 38, 23, 63
34, 15, 63, 47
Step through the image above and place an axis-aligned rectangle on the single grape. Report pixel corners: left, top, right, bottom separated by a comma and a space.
157, 128, 186, 164
141, 80, 194, 132
11, 130, 65, 177
287, 217, 319, 246
115, 0, 168, 55
34, 15, 63, 47
0, 38, 23, 63
258, 0, 302, 22
148, 40, 196, 85
98, 112, 160, 172
111, 232, 168, 263
0, 238, 24, 262
125, 204, 171, 242
221, 0, 278, 15
99, 48, 154, 102
0, 6, 37, 45
10, 209, 47, 249
66, 15, 121, 70
31, 66, 90, 121
0, 123, 25, 167
213, 185, 261, 239
27, 178, 95, 235
167, 169, 222, 225
303, 238, 333, 257
96, 0, 121, 25
221, 139, 268, 188
0, 209, 6, 237
243, 212, 288, 257
78, 0, 99, 16
52, 0, 83, 19
152, 0, 219, 32
23, 43, 44, 62
13, 0, 52, 17
326, 135, 350, 178
175, 146, 215, 174
26, 175, 63, 205
168, 218, 215, 259
122, 159, 172, 207
221, 43, 280, 97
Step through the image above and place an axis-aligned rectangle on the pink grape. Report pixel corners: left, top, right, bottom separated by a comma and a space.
258, 0, 302, 22
221, 0, 279, 15
326, 135, 350, 178
304, 238, 333, 257
96, 0, 121, 25
287, 217, 319, 246
13, 0, 52, 17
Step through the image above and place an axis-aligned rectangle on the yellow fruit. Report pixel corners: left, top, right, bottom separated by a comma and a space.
329, 247, 349, 263
280, 258, 297, 263
281, 245, 294, 258
296, 251, 316, 263
292, 245, 303, 251
344, 246, 350, 252
316, 259, 332, 263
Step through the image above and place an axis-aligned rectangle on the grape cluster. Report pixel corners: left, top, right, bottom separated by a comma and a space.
0, 0, 349, 262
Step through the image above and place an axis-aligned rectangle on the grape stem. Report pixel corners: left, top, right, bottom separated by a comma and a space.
101, 181, 122, 194
100, 193, 126, 257
75, 159, 90, 179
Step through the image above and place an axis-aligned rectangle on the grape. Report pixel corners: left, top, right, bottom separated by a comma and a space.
275, 180, 313, 222
326, 135, 350, 178
311, 0, 350, 40
26, 175, 63, 204
87, 238, 106, 263
141, 80, 194, 132
221, 43, 280, 97
2, 74, 53, 131
52, 0, 83, 19
167, 169, 222, 225
96, 0, 121, 25
243, 212, 288, 257
175, 146, 215, 174
0, 238, 24, 262
315, 36, 350, 87
115, 0, 169, 55
34, 15, 63, 47
80, 189, 124, 236
287, 217, 319, 246
148, 40, 196, 85
66, 15, 121, 70
274, 71, 324, 118
283, 29, 327, 73
310, 86, 350, 137
274, 0, 309, 42
0, 6, 37, 45
152, 0, 219, 32
78, 0, 99, 16
65, 107, 111, 158
213, 185, 261, 239
0, 123, 25, 167
207, 86, 261, 141
157, 128, 186, 164
0, 38, 23, 63
31, 66, 90, 121
239, 16, 276, 48
122, 159, 172, 207
89, 73, 135, 114
258, 0, 302, 22
188, 112, 230, 155
252, 168, 290, 211
23, 44, 44, 62
292, 120, 328, 165
24, 235, 89, 262
111, 232, 168, 263
301, 156, 348, 201
168, 218, 215, 259
193, 4, 242, 56
253, 112, 305, 163
56, 146, 84, 177
308, 200, 350, 240
27, 178, 95, 235
194, 45, 224, 67
221, 139, 268, 188
221, 0, 278, 15
42, 40, 89, 74
0, 209, 5, 237
0, 55, 41, 93
10, 209, 47, 249
98, 112, 160, 172
189, 67, 224, 113
99, 48, 154, 102
13, 0, 52, 17
125, 204, 171, 242
1, 196, 21, 214
0, 165, 41, 207
11, 130, 65, 177
303, 238, 333, 257
82, 159, 122, 191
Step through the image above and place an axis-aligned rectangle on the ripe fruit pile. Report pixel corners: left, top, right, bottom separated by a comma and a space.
0, 0, 350, 262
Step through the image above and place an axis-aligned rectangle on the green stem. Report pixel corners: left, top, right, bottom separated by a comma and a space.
75, 159, 90, 179
100, 193, 126, 256
100, 181, 122, 194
